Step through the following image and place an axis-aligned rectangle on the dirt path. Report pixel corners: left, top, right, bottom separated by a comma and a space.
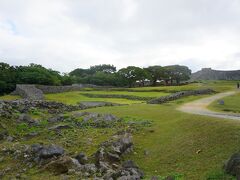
178, 91, 240, 120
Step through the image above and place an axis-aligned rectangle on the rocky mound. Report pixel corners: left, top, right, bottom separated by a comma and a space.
0, 132, 144, 179
0, 100, 123, 117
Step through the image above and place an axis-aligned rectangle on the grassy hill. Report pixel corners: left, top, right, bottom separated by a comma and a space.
0, 81, 239, 179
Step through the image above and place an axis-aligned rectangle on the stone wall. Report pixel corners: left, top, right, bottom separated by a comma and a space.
191, 68, 240, 80
36, 84, 97, 94
147, 89, 215, 104
12, 84, 44, 100
11, 84, 99, 100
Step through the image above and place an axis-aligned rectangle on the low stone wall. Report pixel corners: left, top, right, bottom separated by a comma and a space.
36, 84, 98, 94
81, 93, 154, 101
147, 89, 215, 104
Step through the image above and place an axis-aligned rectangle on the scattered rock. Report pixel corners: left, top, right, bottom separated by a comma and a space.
111, 160, 144, 179
0, 130, 8, 140
95, 133, 133, 165
30, 144, 64, 160
78, 112, 120, 128
6, 136, 14, 142
80, 163, 97, 174
44, 156, 80, 175
18, 114, 39, 126
218, 100, 225, 105
48, 114, 65, 123
75, 152, 88, 165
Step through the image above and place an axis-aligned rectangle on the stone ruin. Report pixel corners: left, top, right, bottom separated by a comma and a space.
191, 68, 240, 81
11, 84, 98, 100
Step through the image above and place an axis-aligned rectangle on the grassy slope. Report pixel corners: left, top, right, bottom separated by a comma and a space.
85, 98, 240, 179
208, 92, 240, 114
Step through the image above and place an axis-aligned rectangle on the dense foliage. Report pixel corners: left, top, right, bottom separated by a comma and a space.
0, 62, 191, 95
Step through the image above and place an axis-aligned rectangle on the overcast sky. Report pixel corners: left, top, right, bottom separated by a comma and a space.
0, 0, 240, 73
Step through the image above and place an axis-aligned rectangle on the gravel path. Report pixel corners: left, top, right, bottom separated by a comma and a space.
178, 91, 240, 120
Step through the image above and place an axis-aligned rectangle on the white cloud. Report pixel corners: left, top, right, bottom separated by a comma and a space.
0, 0, 240, 72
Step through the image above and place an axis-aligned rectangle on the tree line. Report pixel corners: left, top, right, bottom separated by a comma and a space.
0, 62, 191, 95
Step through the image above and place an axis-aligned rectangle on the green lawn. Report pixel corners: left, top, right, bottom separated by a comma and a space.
45, 91, 145, 104
0, 95, 21, 100
84, 97, 239, 179
209, 92, 240, 114
105, 81, 237, 93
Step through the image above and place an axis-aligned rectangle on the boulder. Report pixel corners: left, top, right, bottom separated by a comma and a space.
218, 100, 225, 105
95, 133, 133, 167
48, 114, 65, 123
0, 130, 8, 140
17, 114, 39, 126
75, 152, 88, 165
44, 156, 80, 175
31, 144, 64, 160
112, 133, 133, 155
110, 160, 144, 180
39, 145, 64, 159
224, 153, 240, 176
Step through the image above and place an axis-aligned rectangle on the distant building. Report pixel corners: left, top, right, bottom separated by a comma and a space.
191, 68, 240, 80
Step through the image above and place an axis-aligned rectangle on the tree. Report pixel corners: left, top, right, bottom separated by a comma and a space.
118, 66, 149, 87
164, 65, 191, 85
15, 64, 62, 85
90, 64, 116, 74
0, 62, 17, 95
69, 68, 93, 77
61, 74, 74, 85
145, 66, 166, 86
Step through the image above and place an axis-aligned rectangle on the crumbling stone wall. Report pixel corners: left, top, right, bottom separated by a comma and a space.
191, 68, 240, 80
12, 84, 44, 100
147, 89, 215, 104
11, 84, 99, 100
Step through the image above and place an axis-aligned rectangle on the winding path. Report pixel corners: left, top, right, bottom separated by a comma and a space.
178, 91, 240, 120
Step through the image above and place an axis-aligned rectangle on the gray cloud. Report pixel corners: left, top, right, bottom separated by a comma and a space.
0, 0, 240, 72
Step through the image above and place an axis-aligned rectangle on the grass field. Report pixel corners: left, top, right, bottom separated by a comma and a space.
45, 91, 146, 104
208, 91, 240, 114
0, 95, 21, 100
0, 81, 239, 179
